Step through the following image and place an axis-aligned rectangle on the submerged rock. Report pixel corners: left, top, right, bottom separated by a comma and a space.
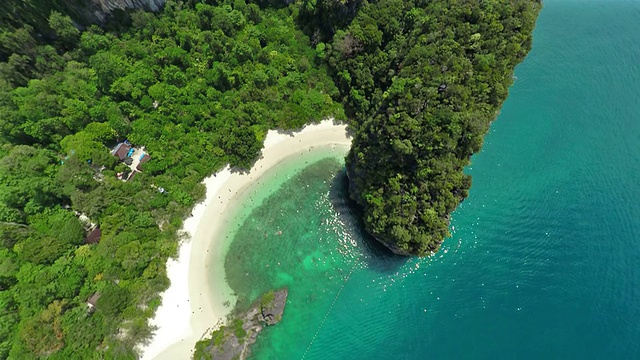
194, 288, 288, 360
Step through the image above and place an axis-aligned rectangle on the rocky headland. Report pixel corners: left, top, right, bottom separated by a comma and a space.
193, 288, 288, 360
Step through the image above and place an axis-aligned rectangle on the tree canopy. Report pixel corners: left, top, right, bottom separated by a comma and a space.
315, 0, 541, 255
0, 0, 540, 357
0, 2, 342, 358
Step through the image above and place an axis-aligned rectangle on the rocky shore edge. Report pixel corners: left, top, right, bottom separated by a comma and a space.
193, 288, 289, 360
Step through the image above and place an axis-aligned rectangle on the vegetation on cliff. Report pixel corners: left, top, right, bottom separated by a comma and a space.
316, 0, 541, 255
0, 0, 540, 358
0, 0, 164, 34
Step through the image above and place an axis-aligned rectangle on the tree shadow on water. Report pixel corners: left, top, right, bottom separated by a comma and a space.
327, 168, 407, 274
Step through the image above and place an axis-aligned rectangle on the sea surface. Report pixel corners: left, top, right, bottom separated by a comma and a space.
219, 0, 640, 358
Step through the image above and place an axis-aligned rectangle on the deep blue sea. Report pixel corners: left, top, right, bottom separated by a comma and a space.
221, 0, 640, 358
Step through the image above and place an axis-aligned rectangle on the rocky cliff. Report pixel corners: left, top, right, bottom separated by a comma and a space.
0, 0, 166, 33
194, 288, 289, 360
87, 0, 165, 21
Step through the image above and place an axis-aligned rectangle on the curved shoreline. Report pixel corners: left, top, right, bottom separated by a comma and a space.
138, 119, 352, 360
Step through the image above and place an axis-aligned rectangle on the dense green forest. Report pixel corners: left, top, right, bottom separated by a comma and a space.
0, 0, 540, 358
0, 1, 342, 358
333, 0, 541, 255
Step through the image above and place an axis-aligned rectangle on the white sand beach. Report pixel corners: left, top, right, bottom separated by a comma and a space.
138, 119, 352, 360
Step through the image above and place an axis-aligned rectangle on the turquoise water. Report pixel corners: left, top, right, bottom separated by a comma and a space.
221, 1, 640, 359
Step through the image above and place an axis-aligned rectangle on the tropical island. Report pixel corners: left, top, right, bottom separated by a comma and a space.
0, 0, 540, 358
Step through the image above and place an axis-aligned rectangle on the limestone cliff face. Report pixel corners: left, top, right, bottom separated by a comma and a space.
87, 0, 166, 21
91, 0, 164, 12
0, 0, 164, 33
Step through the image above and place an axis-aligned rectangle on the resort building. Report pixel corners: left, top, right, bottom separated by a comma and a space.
111, 141, 151, 181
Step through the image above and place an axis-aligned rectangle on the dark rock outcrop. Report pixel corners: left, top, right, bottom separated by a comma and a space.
2, 0, 166, 33
88, 0, 165, 22
194, 288, 288, 360
260, 289, 287, 326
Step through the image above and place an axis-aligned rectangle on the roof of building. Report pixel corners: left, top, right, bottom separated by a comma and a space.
87, 292, 101, 307
84, 227, 102, 245
136, 154, 151, 171
111, 143, 131, 161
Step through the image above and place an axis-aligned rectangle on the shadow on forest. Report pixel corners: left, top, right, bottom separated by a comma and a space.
327, 168, 407, 274
274, 118, 354, 137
